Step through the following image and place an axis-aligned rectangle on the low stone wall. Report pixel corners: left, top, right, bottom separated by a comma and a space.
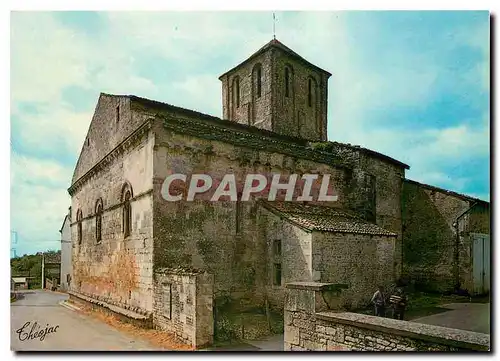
153, 268, 214, 349
284, 282, 490, 352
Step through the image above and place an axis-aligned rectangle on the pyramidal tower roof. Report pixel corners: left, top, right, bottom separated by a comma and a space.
219, 38, 332, 80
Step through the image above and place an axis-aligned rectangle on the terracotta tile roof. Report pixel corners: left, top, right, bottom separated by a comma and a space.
260, 201, 398, 237
152, 113, 352, 169
128, 95, 409, 170
404, 179, 489, 205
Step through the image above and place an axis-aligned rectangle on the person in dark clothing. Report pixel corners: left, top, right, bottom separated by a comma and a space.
371, 285, 386, 317
390, 287, 408, 320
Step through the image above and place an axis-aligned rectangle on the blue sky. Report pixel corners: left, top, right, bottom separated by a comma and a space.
10, 11, 490, 256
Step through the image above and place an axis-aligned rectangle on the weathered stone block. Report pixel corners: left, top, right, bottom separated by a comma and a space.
284, 325, 299, 345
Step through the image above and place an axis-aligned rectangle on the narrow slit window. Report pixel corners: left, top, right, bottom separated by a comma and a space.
77, 210, 83, 245
116, 105, 120, 123
273, 263, 282, 286
95, 203, 103, 243
285, 67, 290, 98
308, 78, 312, 107
236, 192, 242, 233
273, 239, 282, 257
123, 189, 132, 237
257, 67, 262, 98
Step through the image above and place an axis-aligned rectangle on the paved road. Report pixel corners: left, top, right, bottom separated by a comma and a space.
412, 303, 490, 334
204, 334, 284, 351
11, 290, 162, 351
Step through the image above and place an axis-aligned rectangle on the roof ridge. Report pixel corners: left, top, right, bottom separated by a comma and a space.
404, 178, 489, 204
219, 38, 332, 80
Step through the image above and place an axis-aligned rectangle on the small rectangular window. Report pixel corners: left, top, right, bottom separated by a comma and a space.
273, 239, 281, 257
116, 105, 120, 122
273, 263, 282, 286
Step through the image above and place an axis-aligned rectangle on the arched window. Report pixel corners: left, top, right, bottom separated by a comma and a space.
232, 76, 240, 109
284, 65, 294, 99
76, 209, 83, 245
121, 183, 133, 237
308, 76, 317, 108
252, 64, 263, 99
95, 199, 103, 244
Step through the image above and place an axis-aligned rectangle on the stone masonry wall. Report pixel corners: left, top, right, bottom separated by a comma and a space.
359, 154, 405, 280
220, 44, 328, 141
72, 94, 150, 184
151, 120, 349, 309
284, 282, 490, 352
402, 180, 472, 292
220, 50, 273, 130
272, 47, 328, 141
260, 209, 313, 308
70, 129, 155, 314
312, 233, 396, 310
308, 142, 406, 281
153, 269, 214, 348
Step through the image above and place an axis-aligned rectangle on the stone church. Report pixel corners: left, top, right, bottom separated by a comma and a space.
67, 39, 489, 348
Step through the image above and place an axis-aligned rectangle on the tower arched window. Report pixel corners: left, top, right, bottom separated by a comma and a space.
284, 65, 294, 99
252, 64, 263, 99
121, 184, 133, 238
76, 209, 83, 245
308, 76, 317, 108
95, 199, 103, 244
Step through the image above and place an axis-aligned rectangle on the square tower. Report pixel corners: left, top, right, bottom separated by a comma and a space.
219, 39, 331, 141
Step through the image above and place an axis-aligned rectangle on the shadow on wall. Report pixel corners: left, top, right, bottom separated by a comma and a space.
402, 185, 457, 293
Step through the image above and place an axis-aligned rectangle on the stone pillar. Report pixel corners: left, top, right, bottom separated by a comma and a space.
195, 272, 214, 348
284, 282, 347, 351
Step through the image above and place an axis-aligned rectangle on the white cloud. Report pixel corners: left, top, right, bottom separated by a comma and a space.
10, 11, 490, 254
170, 74, 221, 116
10, 12, 92, 105
10, 156, 72, 255
11, 103, 92, 157
11, 152, 74, 187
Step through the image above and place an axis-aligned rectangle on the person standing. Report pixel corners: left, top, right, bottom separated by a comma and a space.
390, 287, 408, 320
371, 285, 386, 317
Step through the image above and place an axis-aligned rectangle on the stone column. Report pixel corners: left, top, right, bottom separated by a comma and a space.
284, 282, 347, 351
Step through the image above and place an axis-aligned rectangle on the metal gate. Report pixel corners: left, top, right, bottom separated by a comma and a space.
472, 233, 490, 295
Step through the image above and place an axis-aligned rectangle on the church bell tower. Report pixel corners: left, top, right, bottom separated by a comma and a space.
219, 39, 331, 141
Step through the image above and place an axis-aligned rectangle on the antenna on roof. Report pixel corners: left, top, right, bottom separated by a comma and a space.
273, 12, 276, 39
